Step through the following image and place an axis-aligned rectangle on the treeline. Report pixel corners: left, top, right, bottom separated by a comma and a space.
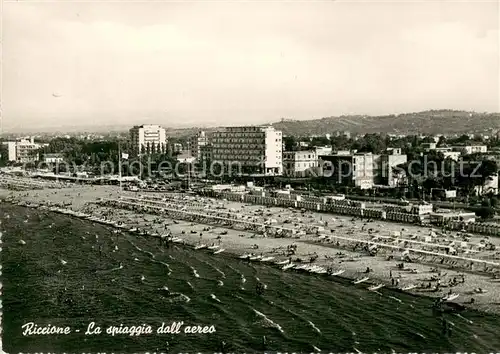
394, 151, 497, 198
284, 133, 500, 154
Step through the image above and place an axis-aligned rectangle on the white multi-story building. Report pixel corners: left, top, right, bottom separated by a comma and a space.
211, 126, 283, 175
283, 150, 318, 177
319, 152, 375, 189
189, 131, 209, 159
315, 146, 332, 156
129, 124, 167, 156
43, 153, 65, 164
462, 145, 488, 155
3, 137, 42, 163
378, 148, 407, 187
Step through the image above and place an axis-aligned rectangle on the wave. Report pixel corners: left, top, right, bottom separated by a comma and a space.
214, 266, 226, 279
211, 294, 221, 303
155, 284, 192, 303
308, 320, 321, 334
253, 309, 284, 333
190, 266, 200, 278
151, 259, 172, 275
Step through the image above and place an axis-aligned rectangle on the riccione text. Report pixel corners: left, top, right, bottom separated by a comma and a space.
21, 321, 216, 337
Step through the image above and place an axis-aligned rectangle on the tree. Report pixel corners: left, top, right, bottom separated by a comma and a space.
437, 136, 447, 147
353, 133, 387, 154
476, 207, 495, 219
283, 136, 297, 151
0, 141, 9, 166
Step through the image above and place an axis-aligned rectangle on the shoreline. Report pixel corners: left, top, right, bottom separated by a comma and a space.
2, 185, 500, 315
1, 200, 489, 316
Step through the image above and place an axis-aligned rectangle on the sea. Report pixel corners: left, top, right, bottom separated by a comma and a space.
2, 203, 500, 353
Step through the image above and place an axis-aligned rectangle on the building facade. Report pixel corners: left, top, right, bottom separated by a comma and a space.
378, 148, 407, 187
4, 137, 42, 163
189, 131, 209, 159
172, 143, 183, 154
211, 126, 283, 175
199, 145, 213, 167
462, 145, 488, 155
43, 153, 65, 164
314, 146, 333, 156
283, 150, 318, 177
319, 152, 375, 189
129, 124, 167, 156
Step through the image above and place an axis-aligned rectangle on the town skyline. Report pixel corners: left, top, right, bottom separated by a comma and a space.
3, 0, 499, 131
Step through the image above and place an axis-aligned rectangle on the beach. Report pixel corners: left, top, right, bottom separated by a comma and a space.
3, 198, 500, 352
2, 182, 500, 314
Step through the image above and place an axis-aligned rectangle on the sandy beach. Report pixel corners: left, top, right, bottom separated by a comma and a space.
2, 182, 500, 314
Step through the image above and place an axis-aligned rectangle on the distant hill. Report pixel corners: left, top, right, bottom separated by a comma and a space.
271, 110, 500, 136
7, 110, 499, 137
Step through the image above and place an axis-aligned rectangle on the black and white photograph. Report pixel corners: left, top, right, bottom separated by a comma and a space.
1, 0, 500, 352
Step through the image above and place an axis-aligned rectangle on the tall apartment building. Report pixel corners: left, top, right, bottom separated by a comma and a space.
3, 137, 42, 163
189, 131, 209, 159
129, 124, 167, 156
211, 126, 283, 176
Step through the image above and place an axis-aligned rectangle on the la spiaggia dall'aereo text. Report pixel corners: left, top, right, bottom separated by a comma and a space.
21, 321, 216, 336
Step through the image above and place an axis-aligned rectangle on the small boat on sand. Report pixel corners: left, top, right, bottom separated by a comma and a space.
442, 293, 459, 301
214, 248, 225, 254
260, 256, 275, 262
402, 284, 417, 291
275, 259, 290, 265
331, 269, 345, 276
353, 277, 369, 284
194, 244, 207, 250
239, 253, 251, 259
207, 245, 220, 250
282, 263, 295, 270
295, 264, 310, 270
368, 284, 384, 291
249, 255, 263, 261
171, 237, 184, 243
310, 266, 327, 274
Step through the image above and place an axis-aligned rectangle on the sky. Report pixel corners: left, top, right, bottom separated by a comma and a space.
2, 0, 499, 131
